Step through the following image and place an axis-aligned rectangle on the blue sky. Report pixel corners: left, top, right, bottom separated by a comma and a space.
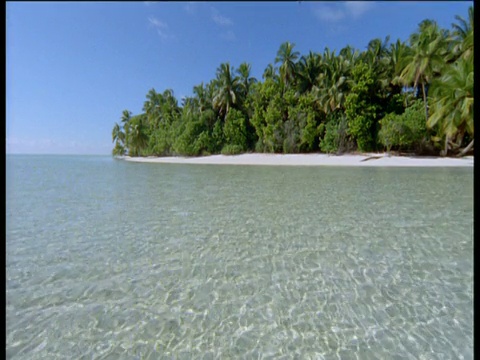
6, 1, 473, 155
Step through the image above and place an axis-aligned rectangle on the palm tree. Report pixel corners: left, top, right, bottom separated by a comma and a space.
363, 36, 390, 68
296, 51, 322, 94
143, 89, 162, 127
120, 110, 132, 150
339, 45, 360, 70
162, 89, 177, 108
450, 5, 473, 61
389, 39, 413, 92
212, 62, 240, 119
236, 62, 257, 104
160, 89, 180, 125
126, 114, 149, 156
192, 82, 210, 114
121, 109, 132, 124
400, 20, 449, 122
427, 58, 473, 156
181, 96, 196, 116
111, 122, 126, 156
144, 88, 161, 110
275, 41, 300, 89
112, 123, 125, 144
363, 36, 391, 97
112, 142, 126, 156
316, 49, 352, 114
263, 63, 279, 82
451, 6, 473, 39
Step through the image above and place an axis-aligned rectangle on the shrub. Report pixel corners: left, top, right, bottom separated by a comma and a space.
221, 144, 244, 155
319, 113, 352, 154
149, 124, 172, 156
320, 120, 340, 154
282, 118, 300, 153
378, 100, 428, 152
112, 142, 126, 156
172, 119, 205, 156
263, 103, 284, 153
345, 62, 381, 152
211, 121, 225, 153
223, 109, 247, 150
255, 139, 265, 153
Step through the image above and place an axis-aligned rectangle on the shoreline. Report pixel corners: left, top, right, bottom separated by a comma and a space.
121, 153, 474, 167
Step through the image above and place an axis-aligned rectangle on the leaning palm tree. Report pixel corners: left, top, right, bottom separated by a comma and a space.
126, 114, 149, 156
427, 58, 473, 156
450, 5, 473, 62
121, 110, 132, 132
112, 122, 125, 144
275, 41, 300, 89
400, 20, 449, 122
451, 6, 473, 40
111, 122, 126, 156
212, 62, 240, 119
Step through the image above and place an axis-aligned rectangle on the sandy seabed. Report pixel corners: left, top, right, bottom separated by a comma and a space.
122, 153, 473, 167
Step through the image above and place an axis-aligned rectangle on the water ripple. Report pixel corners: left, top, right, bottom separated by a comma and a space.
6, 157, 473, 359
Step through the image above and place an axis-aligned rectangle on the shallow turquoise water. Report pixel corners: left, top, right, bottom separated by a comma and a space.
6, 155, 473, 359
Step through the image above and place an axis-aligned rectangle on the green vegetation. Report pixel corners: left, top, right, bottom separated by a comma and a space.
378, 100, 429, 153
112, 7, 473, 157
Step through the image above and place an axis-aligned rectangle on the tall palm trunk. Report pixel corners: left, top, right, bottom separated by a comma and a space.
421, 82, 429, 122
442, 135, 449, 157
457, 139, 474, 157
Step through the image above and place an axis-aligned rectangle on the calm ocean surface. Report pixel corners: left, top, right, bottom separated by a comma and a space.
6, 154, 473, 359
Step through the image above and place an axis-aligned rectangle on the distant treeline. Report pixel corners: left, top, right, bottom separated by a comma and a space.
112, 7, 473, 157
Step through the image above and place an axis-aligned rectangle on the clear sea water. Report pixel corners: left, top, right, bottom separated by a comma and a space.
6, 154, 474, 359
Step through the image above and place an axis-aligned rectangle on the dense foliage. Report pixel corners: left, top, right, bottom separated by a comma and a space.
112, 7, 473, 157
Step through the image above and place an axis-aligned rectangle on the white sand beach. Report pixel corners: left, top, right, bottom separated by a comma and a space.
123, 153, 473, 167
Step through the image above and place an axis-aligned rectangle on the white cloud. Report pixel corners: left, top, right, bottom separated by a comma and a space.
148, 17, 174, 40
183, 2, 198, 15
345, 1, 373, 19
313, 5, 345, 22
220, 30, 236, 42
313, 1, 374, 23
155, 29, 169, 40
148, 17, 168, 29
211, 7, 233, 26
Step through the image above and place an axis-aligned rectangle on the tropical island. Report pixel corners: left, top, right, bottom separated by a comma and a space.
112, 8, 473, 161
